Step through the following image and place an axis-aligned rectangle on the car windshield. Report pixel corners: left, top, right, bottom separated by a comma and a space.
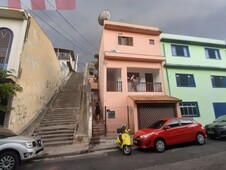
213, 115, 226, 123
0, 128, 18, 139
148, 120, 167, 129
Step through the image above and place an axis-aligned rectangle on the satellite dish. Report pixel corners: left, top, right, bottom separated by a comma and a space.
98, 10, 111, 26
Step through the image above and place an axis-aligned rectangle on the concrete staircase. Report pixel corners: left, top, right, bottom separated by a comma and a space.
34, 73, 83, 147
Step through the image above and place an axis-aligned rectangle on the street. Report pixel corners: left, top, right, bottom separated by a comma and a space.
19, 138, 226, 170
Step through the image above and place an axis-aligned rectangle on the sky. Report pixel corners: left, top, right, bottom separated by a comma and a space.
2, 0, 226, 71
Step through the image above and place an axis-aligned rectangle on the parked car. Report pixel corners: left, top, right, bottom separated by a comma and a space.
0, 127, 44, 170
205, 115, 226, 139
133, 117, 206, 153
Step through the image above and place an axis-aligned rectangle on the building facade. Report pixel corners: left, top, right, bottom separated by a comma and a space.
161, 33, 226, 125
0, 8, 63, 133
99, 21, 181, 134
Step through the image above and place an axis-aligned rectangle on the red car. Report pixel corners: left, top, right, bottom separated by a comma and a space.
133, 117, 206, 152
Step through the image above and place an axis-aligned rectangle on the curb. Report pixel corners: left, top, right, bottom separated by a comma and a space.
33, 145, 118, 161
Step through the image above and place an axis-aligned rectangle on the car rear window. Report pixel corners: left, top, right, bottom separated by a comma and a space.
213, 115, 226, 123
0, 128, 18, 139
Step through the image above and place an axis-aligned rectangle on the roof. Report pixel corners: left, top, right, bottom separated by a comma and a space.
129, 95, 181, 103
104, 20, 161, 35
0, 7, 29, 20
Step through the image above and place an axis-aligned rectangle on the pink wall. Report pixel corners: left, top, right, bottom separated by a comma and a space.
99, 20, 165, 133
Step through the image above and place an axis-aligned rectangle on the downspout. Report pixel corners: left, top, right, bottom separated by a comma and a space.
162, 44, 171, 96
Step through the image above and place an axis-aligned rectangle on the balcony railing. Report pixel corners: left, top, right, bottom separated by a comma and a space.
107, 81, 122, 92
128, 82, 162, 92
106, 81, 162, 92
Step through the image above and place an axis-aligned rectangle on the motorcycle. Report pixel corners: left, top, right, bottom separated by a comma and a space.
116, 124, 132, 155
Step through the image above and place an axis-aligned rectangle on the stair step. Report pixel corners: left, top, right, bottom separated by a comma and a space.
44, 140, 73, 147
37, 133, 74, 139
42, 136, 74, 143
40, 122, 77, 127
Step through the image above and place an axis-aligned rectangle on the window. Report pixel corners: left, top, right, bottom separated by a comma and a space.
118, 36, 133, 46
166, 119, 180, 128
171, 44, 190, 57
107, 68, 122, 92
205, 48, 221, 59
0, 28, 13, 69
180, 102, 200, 117
178, 118, 193, 125
149, 39, 155, 45
176, 74, 196, 87
211, 75, 226, 88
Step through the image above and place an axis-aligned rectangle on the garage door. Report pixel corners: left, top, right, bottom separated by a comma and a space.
137, 103, 176, 129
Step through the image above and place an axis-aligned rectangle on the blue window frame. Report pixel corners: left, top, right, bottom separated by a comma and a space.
171, 44, 190, 57
205, 48, 221, 59
176, 74, 196, 87
0, 28, 13, 69
180, 102, 200, 117
211, 75, 226, 88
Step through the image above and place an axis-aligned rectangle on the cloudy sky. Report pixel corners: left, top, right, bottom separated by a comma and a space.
2, 0, 226, 71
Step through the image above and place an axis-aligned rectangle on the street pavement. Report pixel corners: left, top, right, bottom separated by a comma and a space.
19, 138, 226, 170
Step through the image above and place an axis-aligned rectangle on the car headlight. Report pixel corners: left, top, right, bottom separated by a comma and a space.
140, 132, 154, 139
22, 141, 33, 148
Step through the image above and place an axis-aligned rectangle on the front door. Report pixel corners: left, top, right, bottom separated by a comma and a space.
145, 73, 153, 92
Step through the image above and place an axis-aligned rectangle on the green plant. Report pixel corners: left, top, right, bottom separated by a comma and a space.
0, 69, 23, 112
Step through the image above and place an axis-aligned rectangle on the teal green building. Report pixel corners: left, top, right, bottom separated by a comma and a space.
161, 33, 226, 125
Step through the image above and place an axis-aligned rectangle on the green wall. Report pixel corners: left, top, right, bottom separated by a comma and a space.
161, 33, 226, 125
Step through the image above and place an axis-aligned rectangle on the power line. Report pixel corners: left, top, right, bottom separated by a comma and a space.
46, 0, 99, 51
16, 0, 92, 56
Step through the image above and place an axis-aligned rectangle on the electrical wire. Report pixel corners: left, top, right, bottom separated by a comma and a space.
46, 0, 99, 51
16, 0, 93, 56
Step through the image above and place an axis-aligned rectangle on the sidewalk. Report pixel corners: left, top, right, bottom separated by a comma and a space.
36, 137, 118, 160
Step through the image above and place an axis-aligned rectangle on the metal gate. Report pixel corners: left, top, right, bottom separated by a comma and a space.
137, 103, 176, 129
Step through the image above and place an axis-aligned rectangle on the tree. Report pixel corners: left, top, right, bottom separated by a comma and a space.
0, 69, 23, 112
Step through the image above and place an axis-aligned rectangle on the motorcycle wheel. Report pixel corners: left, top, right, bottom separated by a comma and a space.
123, 145, 132, 155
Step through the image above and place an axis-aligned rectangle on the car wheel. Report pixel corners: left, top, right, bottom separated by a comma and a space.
0, 151, 19, 170
196, 132, 205, 145
154, 138, 165, 153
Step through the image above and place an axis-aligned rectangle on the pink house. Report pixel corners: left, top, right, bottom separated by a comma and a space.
98, 20, 181, 134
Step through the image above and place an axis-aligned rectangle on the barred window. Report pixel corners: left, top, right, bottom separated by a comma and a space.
118, 36, 133, 46
180, 102, 200, 117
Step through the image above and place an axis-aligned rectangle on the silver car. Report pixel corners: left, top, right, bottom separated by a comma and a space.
0, 127, 44, 170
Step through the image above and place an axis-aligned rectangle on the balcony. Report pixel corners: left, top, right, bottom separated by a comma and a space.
107, 81, 122, 92
128, 82, 162, 92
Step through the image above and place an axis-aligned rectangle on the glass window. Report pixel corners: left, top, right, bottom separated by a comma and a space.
0, 28, 13, 69
178, 118, 193, 125
205, 48, 221, 59
171, 44, 190, 57
149, 39, 155, 45
180, 102, 200, 117
176, 74, 196, 87
211, 75, 226, 88
166, 119, 180, 128
107, 68, 122, 92
118, 36, 133, 46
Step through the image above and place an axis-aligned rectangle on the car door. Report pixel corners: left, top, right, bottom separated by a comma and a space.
163, 119, 183, 145
178, 118, 194, 142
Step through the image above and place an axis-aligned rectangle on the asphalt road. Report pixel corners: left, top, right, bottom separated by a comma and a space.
19, 138, 226, 170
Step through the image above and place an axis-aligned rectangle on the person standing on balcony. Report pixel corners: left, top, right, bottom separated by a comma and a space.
95, 102, 101, 122
130, 74, 137, 91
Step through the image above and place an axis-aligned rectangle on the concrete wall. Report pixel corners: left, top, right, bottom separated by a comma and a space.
8, 16, 61, 133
